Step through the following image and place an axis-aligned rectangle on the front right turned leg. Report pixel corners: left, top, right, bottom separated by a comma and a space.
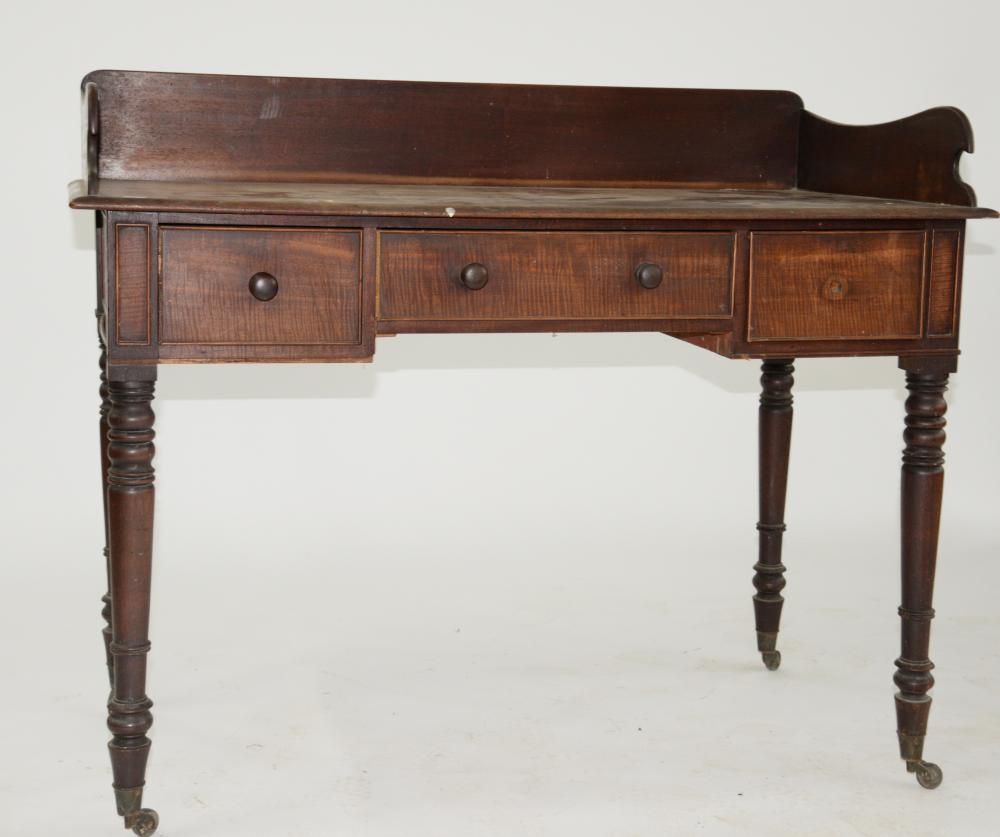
894, 356, 952, 790
106, 373, 160, 835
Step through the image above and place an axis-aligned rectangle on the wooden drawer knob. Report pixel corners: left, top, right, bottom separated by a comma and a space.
249, 272, 279, 301
634, 263, 664, 289
460, 262, 489, 290
824, 276, 850, 301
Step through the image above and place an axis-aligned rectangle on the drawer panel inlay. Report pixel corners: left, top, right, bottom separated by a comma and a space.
160, 227, 362, 346
377, 231, 736, 321
115, 223, 151, 345
748, 231, 926, 341
927, 229, 961, 337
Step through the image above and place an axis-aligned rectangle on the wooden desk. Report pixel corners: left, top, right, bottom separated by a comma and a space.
70, 70, 997, 836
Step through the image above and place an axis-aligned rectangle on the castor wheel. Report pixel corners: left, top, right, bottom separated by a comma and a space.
126, 808, 159, 836
761, 650, 781, 671
911, 761, 943, 790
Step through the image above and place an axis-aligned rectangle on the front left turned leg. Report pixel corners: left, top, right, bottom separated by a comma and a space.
106, 375, 159, 835
754, 359, 794, 670
895, 356, 953, 790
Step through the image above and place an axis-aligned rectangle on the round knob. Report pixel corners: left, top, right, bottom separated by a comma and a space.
460, 262, 489, 290
634, 263, 664, 290
249, 272, 279, 302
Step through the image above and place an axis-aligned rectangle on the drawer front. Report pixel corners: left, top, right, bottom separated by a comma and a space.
160, 227, 362, 346
748, 231, 925, 341
377, 231, 735, 321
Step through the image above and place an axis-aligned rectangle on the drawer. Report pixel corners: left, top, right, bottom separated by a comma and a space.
748, 231, 925, 341
159, 227, 363, 346
377, 231, 735, 322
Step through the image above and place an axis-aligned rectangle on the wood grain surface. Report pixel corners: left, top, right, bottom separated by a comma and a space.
70, 179, 998, 220
378, 231, 735, 321
160, 227, 363, 347
81, 70, 803, 188
926, 229, 961, 336
114, 223, 151, 344
747, 231, 926, 341
74, 74, 998, 826
799, 108, 978, 206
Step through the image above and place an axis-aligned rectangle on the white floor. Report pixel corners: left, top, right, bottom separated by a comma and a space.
3, 494, 999, 836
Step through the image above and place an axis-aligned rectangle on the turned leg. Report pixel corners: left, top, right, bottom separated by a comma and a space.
95, 219, 114, 687
98, 323, 114, 686
895, 356, 953, 790
753, 359, 794, 670
106, 374, 160, 836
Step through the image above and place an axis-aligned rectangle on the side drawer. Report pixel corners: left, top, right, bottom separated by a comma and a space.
747, 230, 926, 341
160, 226, 363, 348
377, 231, 735, 322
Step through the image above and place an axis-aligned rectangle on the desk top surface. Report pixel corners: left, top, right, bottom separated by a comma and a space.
73, 72, 997, 222
69, 179, 998, 220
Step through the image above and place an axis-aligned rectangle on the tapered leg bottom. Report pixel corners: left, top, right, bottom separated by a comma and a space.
756, 630, 781, 671
114, 785, 159, 836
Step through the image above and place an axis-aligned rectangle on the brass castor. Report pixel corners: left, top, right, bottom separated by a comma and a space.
761, 650, 781, 671
908, 760, 943, 789
125, 808, 159, 836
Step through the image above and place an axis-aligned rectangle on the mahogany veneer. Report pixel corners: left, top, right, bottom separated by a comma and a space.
160, 226, 365, 356
747, 230, 927, 341
377, 231, 735, 322
70, 70, 996, 835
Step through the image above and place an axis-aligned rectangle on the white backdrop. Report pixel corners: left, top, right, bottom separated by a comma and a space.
1, 2, 998, 835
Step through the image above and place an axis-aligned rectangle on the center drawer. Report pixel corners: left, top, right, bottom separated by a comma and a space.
377, 231, 735, 322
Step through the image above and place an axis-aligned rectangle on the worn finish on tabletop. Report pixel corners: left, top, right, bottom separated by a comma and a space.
70, 70, 997, 834
70, 179, 998, 220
